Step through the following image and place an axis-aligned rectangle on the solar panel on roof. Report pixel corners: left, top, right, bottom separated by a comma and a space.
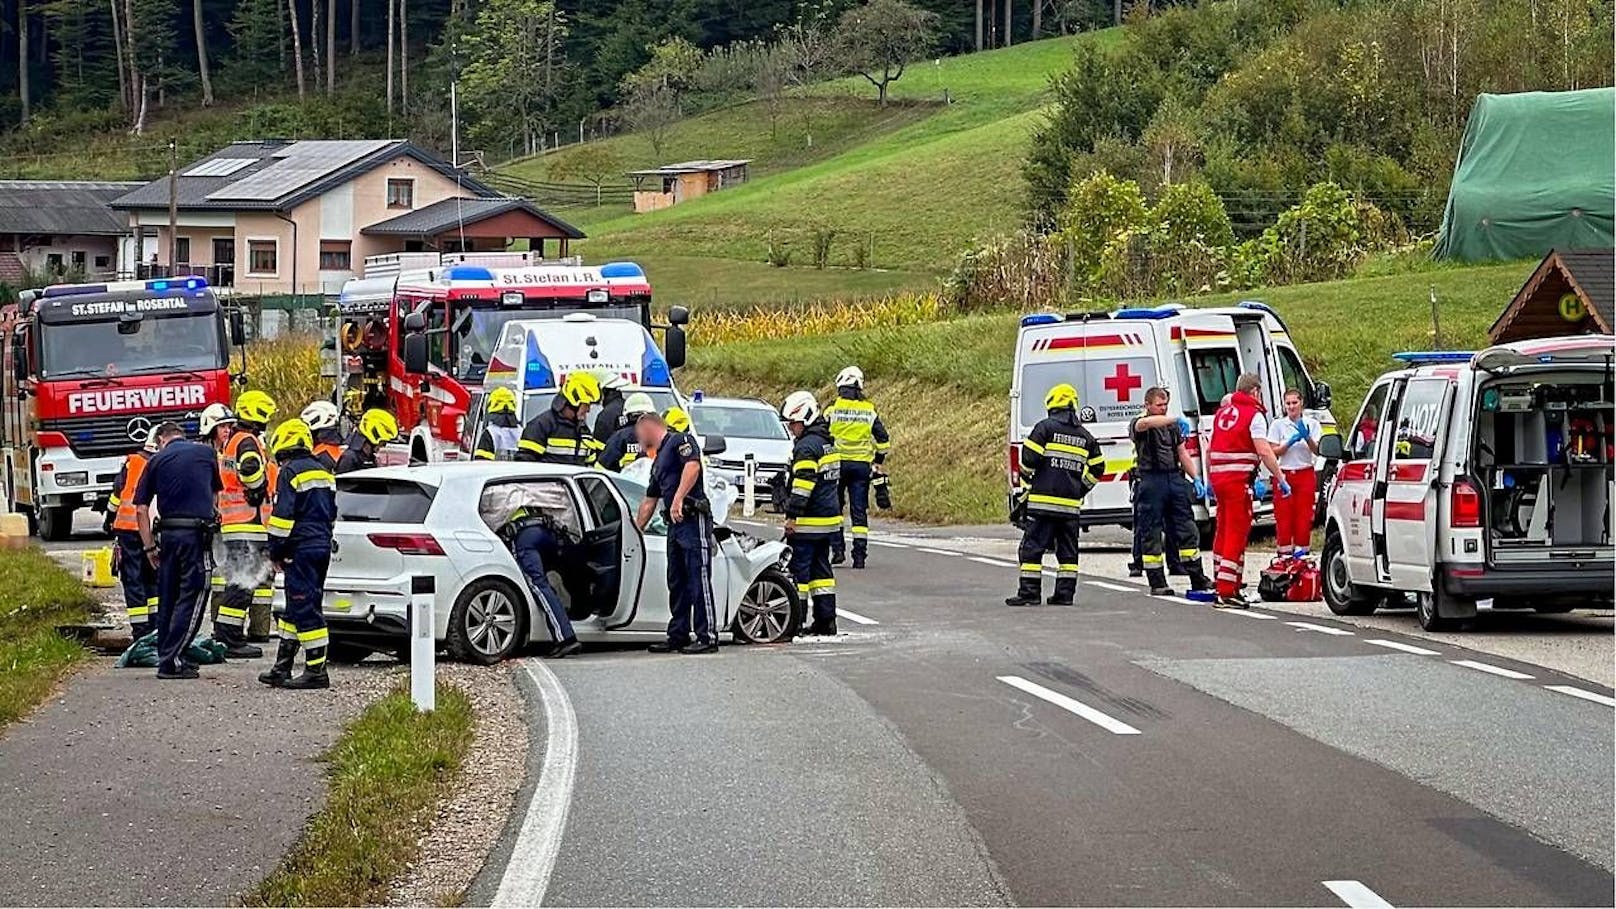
205, 139, 394, 202
183, 157, 257, 178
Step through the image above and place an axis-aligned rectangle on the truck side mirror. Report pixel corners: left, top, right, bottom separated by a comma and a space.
1318, 433, 1345, 460
229, 309, 247, 346
403, 333, 429, 375
664, 324, 687, 369
403, 311, 426, 333
668, 305, 690, 326
701, 433, 727, 457
1313, 381, 1333, 410
11, 335, 26, 383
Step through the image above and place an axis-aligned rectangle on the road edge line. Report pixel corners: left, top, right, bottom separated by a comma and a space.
1323, 879, 1394, 907
492, 659, 580, 907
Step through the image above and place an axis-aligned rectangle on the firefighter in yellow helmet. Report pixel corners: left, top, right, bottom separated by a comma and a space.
212, 389, 278, 657
826, 365, 889, 569
337, 409, 399, 473
516, 372, 604, 465
1005, 383, 1104, 607
260, 419, 338, 689
473, 387, 522, 460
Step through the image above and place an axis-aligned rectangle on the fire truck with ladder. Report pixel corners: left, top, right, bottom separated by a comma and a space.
329, 252, 687, 462
2, 276, 247, 540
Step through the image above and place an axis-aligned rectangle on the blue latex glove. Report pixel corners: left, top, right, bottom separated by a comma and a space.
1278, 479, 1293, 498
1253, 478, 1270, 499
1290, 430, 1308, 446
1177, 416, 1194, 437
1297, 422, 1312, 440
1192, 477, 1209, 499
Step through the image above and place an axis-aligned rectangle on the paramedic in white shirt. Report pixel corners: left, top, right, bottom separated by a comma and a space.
1267, 388, 1323, 560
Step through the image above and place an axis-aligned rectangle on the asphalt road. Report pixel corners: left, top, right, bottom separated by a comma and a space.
477, 530, 1616, 907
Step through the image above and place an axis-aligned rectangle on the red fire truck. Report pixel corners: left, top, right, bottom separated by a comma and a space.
330, 252, 686, 462
2, 277, 245, 540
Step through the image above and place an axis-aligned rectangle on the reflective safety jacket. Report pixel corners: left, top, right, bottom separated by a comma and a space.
473, 415, 522, 461
599, 424, 644, 472
785, 419, 842, 536
107, 450, 151, 532
335, 432, 375, 474
826, 395, 890, 464
312, 429, 345, 472
266, 452, 337, 560
218, 428, 270, 538
1019, 409, 1104, 517
1208, 390, 1264, 481
515, 394, 602, 466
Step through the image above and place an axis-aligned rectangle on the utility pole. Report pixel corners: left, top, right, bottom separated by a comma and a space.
975, 0, 982, 51
450, 80, 459, 166
167, 139, 179, 273
1004, 0, 1012, 47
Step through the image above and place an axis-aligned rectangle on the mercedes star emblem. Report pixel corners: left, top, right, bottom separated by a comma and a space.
125, 416, 154, 443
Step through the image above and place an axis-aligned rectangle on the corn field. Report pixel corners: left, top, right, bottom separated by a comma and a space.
246, 333, 328, 420
688, 293, 944, 345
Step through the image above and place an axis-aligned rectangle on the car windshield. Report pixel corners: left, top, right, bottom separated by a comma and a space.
39, 312, 225, 379
690, 403, 788, 440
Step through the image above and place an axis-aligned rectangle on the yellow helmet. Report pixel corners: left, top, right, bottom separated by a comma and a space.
269, 418, 314, 457
235, 389, 278, 424
561, 372, 602, 408
665, 406, 691, 432
358, 409, 399, 445
487, 386, 518, 415
1044, 383, 1079, 411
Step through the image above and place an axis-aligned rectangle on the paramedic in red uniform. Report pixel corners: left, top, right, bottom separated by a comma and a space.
1207, 373, 1287, 608
1266, 388, 1322, 561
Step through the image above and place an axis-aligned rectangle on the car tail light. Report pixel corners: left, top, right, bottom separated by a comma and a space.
367, 532, 446, 556
1008, 444, 1021, 486
1450, 478, 1482, 528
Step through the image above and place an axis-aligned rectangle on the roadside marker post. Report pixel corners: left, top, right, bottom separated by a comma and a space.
409, 575, 436, 712
743, 454, 757, 517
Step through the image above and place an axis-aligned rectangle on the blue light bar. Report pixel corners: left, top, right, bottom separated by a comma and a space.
641, 342, 673, 388
1391, 351, 1475, 365
1114, 307, 1176, 320
1237, 300, 1277, 315
522, 332, 556, 390
600, 262, 644, 279
445, 265, 495, 281
1020, 313, 1062, 327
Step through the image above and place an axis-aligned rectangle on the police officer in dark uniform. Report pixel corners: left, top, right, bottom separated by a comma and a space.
1130, 386, 1212, 596
1006, 384, 1104, 607
780, 391, 843, 635
516, 372, 604, 466
599, 393, 657, 472
134, 421, 223, 680
261, 419, 338, 689
634, 410, 719, 654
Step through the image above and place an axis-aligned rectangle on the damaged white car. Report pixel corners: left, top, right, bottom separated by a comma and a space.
312, 461, 799, 663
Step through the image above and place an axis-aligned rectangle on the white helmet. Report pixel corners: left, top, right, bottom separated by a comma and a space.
835, 366, 865, 389
198, 402, 236, 437
300, 400, 340, 432
623, 392, 656, 416
780, 390, 820, 425
142, 426, 161, 452
593, 369, 631, 392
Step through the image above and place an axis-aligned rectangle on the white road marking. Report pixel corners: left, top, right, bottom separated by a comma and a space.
1365, 639, 1440, 656
1323, 879, 1394, 908
1088, 580, 1135, 593
996, 675, 1142, 735
1450, 659, 1534, 680
1154, 594, 1204, 607
1216, 608, 1277, 620
867, 540, 908, 549
969, 556, 1018, 568
1544, 685, 1616, 707
494, 660, 579, 907
1287, 621, 1355, 636
836, 607, 880, 625
917, 547, 959, 556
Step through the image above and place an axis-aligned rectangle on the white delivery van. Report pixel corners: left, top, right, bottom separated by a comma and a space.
1321, 336, 1615, 630
1009, 301, 1339, 530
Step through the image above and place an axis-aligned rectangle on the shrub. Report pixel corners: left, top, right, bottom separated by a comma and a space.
943, 231, 1069, 313
1057, 170, 1149, 290
1238, 181, 1385, 287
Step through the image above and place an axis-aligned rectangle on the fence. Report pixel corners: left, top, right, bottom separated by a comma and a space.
482, 172, 635, 211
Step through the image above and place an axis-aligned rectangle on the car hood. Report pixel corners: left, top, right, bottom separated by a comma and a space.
710, 436, 793, 464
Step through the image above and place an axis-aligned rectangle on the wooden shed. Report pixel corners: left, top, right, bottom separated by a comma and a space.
628, 160, 750, 214
1490, 248, 1613, 343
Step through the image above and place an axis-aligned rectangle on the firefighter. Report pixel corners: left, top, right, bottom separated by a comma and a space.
1267, 387, 1323, 561
826, 366, 890, 570
591, 371, 632, 439
1207, 373, 1288, 608
600, 392, 657, 471
208, 390, 277, 658
134, 421, 223, 680
780, 391, 842, 635
472, 387, 522, 460
301, 401, 345, 471
104, 426, 161, 640
1007, 384, 1104, 607
516, 372, 603, 466
1129, 387, 1211, 596
634, 410, 720, 654
664, 406, 692, 433
260, 419, 337, 689
336, 409, 399, 473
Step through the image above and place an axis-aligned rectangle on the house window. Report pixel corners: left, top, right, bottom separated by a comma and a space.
70, 251, 86, 269
174, 236, 191, 264
247, 239, 278, 275
386, 179, 414, 209
93, 255, 111, 269
319, 240, 352, 271
46, 253, 63, 273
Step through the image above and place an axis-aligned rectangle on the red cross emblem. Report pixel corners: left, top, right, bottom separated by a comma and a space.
1103, 363, 1144, 402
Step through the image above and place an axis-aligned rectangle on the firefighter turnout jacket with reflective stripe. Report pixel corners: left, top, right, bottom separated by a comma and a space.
1019, 409, 1104, 516
1208, 391, 1264, 480
219, 428, 270, 538
515, 395, 602, 466
312, 430, 344, 472
826, 396, 890, 464
266, 454, 337, 560
785, 420, 841, 535
599, 424, 644, 472
107, 450, 151, 532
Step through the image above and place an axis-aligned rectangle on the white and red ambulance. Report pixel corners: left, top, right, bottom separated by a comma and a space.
1009, 302, 1339, 531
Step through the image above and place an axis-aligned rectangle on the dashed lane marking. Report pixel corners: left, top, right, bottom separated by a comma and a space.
867, 540, 909, 549
1088, 580, 1136, 593
1450, 659, 1534, 680
1365, 639, 1441, 656
969, 556, 1019, 568
1287, 621, 1355, 636
1214, 607, 1277, 619
1544, 685, 1616, 707
996, 675, 1143, 736
1323, 880, 1394, 908
836, 607, 880, 626
494, 660, 579, 907
917, 547, 959, 556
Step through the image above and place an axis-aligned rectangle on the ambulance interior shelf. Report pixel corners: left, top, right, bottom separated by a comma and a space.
1471, 376, 1613, 550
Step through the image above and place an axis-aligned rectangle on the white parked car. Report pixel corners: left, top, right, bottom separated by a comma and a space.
312, 462, 800, 663
690, 395, 794, 496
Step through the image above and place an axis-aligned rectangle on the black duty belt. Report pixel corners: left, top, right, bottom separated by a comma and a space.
156, 516, 210, 530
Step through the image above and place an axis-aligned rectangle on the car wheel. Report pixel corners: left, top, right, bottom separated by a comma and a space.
732, 567, 799, 645
1416, 585, 1470, 632
37, 505, 73, 542
446, 578, 527, 664
1322, 531, 1377, 616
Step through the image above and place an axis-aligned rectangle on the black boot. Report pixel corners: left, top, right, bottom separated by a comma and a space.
258, 638, 299, 687
1188, 568, 1213, 593
219, 631, 263, 660
284, 646, 330, 689
1005, 579, 1042, 606
1146, 568, 1175, 597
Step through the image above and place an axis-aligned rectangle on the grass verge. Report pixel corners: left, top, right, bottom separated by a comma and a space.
0, 546, 99, 730
245, 684, 474, 907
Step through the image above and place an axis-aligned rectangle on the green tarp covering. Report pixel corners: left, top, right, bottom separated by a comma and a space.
1435, 88, 1615, 262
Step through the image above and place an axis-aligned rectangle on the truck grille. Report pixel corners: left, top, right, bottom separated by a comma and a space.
40, 412, 203, 459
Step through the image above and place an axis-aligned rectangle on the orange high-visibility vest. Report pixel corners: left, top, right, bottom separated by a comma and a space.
109, 450, 151, 532
218, 429, 269, 538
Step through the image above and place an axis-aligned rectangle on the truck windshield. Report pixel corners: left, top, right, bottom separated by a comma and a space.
454, 304, 647, 383
39, 311, 225, 379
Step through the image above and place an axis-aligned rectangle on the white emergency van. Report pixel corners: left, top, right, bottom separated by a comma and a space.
1009, 302, 1339, 530
1321, 336, 1614, 630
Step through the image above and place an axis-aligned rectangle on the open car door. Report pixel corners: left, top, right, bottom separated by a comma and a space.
1382, 377, 1456, 591
572, 474, 647, 628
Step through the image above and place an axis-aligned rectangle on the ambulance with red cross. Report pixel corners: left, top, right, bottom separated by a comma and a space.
1009, 302, 1339, 531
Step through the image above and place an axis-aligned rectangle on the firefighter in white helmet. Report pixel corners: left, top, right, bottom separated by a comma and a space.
781, 391, 842, 636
